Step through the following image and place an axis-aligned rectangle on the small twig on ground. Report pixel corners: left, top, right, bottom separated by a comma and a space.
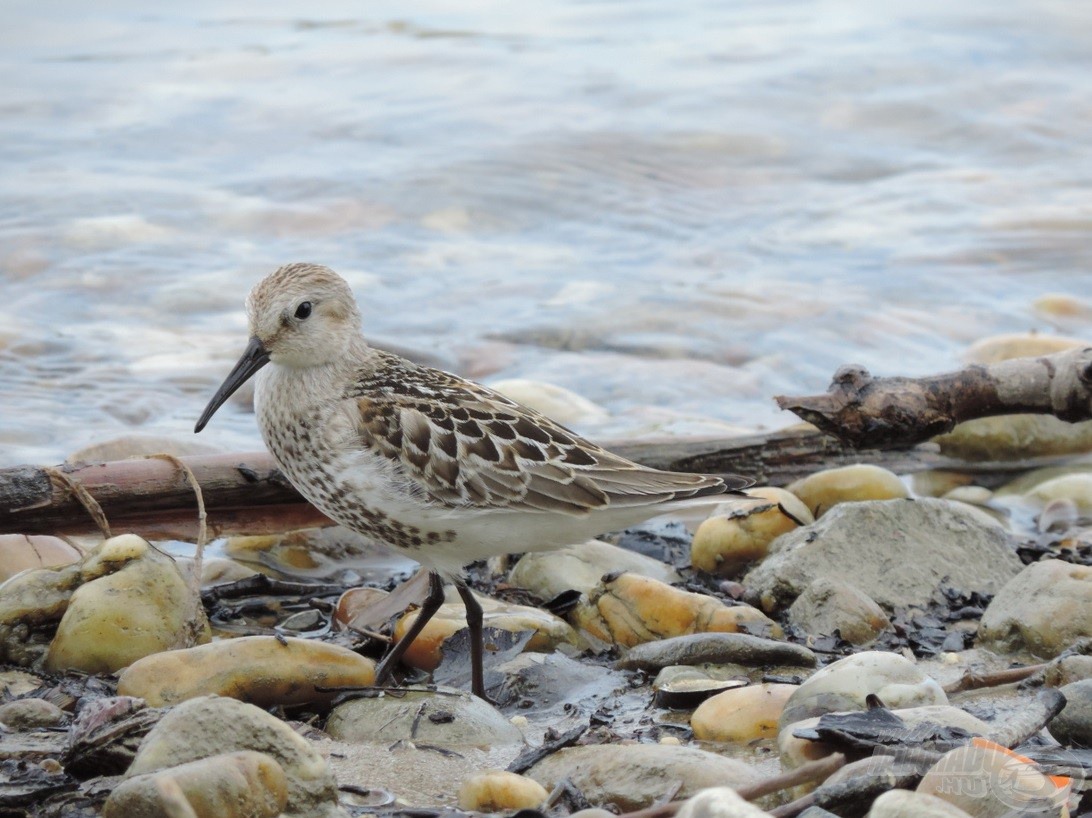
507, 725, 589, 775
201, 574, 353, 604
943, 663, 1047, 695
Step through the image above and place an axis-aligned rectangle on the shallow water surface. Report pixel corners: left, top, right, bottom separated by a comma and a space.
1, 0, 1091, 466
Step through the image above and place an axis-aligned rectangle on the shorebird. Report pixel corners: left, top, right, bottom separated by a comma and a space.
195, 263, 752, 699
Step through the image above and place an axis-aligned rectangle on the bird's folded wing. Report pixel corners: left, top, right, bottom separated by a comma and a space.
346, 368, 737, 514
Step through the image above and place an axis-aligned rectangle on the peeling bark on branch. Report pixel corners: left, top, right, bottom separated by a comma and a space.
0, 429, 1069, 539
0, 453, 331, 540
775, 347, 1092, 449
7, 347, 1092, 539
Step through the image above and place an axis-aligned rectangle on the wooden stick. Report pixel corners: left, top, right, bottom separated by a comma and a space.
0, 428, 1079, 539
0, 453, 332, 539
942, 663, 1047, 695
775, 347, 1092, 449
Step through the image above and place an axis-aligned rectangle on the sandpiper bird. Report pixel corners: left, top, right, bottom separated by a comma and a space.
195, 263, 752, 699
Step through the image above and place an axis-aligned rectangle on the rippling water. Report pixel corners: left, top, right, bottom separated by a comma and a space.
2, 0, 1091, 467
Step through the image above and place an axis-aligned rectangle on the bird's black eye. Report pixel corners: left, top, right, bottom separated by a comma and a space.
294, 301, 312, 320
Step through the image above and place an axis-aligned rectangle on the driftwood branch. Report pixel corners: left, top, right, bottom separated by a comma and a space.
8, 347, 1092, 541
776, 347, 1092, 449
0, 426, 1076, 539
0, 453, 331, 541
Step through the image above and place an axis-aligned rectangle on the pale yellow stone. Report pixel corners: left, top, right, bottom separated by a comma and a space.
0, 535, 82, 583
457, 771, 548, 812
224, 535, 321, 571
788, 465, 909, 517
0, 670, 41, 698
691, 488, 813, 576
333, 586, 393, 631
936, 415, 1092, 461
66, 434, 218, 463
394, 595, 585, 672
964, 332, 1087, 364
691, 683, 796, 742
488, 378, 610, 426
0, 535, 187, 667
223, 534, 281, 555
1025, 473, 1092, 513
777, 725, 836, 774
0, 567, 81, 667
199, 558, 259, 587
912, 470, 977, 498
45, 535, 209, 673
997, 463, 1092, 496
572, 573, 780, 647
103, 751, 287, 818
1033, 294, 1092, 319
942, 486, 993, 505
117, 636, 376, 707
945, 332, 1092, 461
978, 559, 1092, 658
88, 532, 149, 566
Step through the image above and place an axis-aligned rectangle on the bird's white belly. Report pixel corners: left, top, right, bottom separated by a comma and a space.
252, 364, 703, 579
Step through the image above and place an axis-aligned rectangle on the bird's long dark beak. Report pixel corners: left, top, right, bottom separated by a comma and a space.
194, 336, 271, 433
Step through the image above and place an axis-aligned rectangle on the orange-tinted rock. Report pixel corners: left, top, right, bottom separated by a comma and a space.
117, 636, 375, 707
691, 683, 796, 742
572, 573, 780, 647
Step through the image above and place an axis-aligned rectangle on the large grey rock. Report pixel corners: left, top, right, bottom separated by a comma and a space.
1049, 679, 1092, 748
787, 577, 890, 645
326, 687, 523, 746
743, 499, 1021, 611
103, 751, 288, 818
1044, 653, 1092, 687
0, 698, 65, 729
126, 695, 345, 818
615, 632, 815, 671
778, 652, 946, 732
978, 560, 1092, 659
495, 651, 627, 712
527, 744, 757, 811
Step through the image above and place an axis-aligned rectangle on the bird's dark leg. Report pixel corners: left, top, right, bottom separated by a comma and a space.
374, 570, 445, 687
454, 579, 487, 700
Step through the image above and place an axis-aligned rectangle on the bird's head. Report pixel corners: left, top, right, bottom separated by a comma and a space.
195, 262, 362, 432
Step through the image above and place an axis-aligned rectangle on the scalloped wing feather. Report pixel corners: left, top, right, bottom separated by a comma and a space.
346, 352, 749, 515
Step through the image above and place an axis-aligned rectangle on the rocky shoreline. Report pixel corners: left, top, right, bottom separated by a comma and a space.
1, 335, 1091, 817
